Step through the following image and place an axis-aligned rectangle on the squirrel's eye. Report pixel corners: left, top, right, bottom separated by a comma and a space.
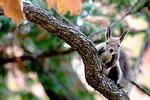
106, 42, 108, 45
118, 44, 120, 47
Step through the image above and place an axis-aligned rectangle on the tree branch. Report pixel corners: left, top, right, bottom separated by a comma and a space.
52, 8, 75, 28
0, 2, 130, 99
129, 80, 150, 97
51, 8, 84, 37
130, 29, 146, 34
127, 23, 150, 93
0, 48, 74, 64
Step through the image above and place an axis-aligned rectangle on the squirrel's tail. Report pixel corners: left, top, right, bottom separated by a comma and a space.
119, 49, 130, 80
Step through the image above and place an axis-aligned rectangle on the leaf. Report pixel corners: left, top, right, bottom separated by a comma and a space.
0, 0, 3, 5
65, 0, 81, 16
56, 0, 67, 15
45, 0, 56, 9
56, 0, 81, 16
1, 0, 24, 25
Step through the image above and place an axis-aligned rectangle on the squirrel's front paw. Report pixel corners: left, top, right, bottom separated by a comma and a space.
117, 84, 123, 89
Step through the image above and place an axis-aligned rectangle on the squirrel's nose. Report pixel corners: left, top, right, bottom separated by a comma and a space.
109, 49, 114, 53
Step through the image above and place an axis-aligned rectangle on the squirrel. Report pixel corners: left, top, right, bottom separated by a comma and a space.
96, 25, 129, 84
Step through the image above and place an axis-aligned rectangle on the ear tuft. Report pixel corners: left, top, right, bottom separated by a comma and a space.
120, 29, 129, 43
105, 24, 111, 40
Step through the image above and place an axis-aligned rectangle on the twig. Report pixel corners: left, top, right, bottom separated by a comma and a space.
52, 8, 75, 28
88, 0, 141, 38
0, 2, 130, 99
131, 29, 146, 34
129, 80, 150, 97
51, 8, 84, 35
93, 29, 146, 42
127, 24, 150, 93
0, 48, 73, 64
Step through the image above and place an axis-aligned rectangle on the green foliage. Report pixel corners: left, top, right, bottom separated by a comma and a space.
20, 93, 37, 100
109, 0, 131, 9
0, 0, 148, 100
30, 0, 48, 10
0, 65, 7, 78
76, 89, 94, 100
0, 16, 13, 37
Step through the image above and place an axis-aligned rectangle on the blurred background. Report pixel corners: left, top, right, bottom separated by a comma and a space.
0, 0, 150, 100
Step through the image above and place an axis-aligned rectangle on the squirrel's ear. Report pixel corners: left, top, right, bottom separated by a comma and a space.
105, 25, 111, 40
120, 29, 129, 43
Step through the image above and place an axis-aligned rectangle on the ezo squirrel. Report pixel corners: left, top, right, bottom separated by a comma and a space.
96, 25, 129, 84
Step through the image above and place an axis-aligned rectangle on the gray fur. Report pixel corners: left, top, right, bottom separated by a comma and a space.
119, 49, 129, 80
96, 26, 129, 84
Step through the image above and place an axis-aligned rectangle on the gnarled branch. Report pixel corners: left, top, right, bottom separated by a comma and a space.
0, 2, 130, 100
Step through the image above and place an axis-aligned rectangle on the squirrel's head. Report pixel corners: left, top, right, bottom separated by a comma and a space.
105, 25, 129, 54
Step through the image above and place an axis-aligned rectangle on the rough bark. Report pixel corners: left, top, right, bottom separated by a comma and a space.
0, 2, 130, 100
